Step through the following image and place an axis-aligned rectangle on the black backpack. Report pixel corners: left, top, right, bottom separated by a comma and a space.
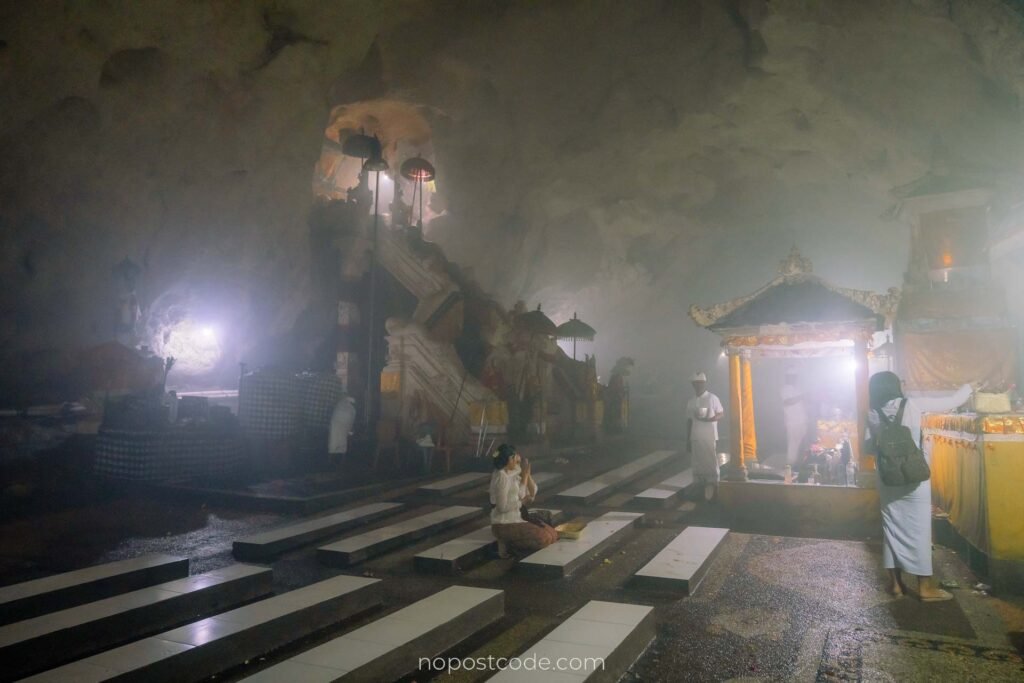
874, 399, 931, 487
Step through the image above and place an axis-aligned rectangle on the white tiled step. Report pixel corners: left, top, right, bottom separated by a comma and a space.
416, 473, 490, 496
22, 574, 382, 683
1, 564, 272, 680
241, 586, 504, 682
233, 502, 404, 560
518, 511, 643, 578
631, 468, 694, 509
414, 509, 565, 574
556, 451, 675, 505
0, 554, 188, 626
632, 526, 729, 595
530, 471, 566, 489
317, 506, 484, 567
488, 600, 655, 682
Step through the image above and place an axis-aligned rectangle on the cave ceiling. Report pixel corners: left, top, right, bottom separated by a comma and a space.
1, 0, 1023, 384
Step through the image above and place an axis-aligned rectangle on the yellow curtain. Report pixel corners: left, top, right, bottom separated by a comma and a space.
729, 353, 744, 467
741, 355, 757, 460
983, 439, 1024, 561
925, 431, 987, 553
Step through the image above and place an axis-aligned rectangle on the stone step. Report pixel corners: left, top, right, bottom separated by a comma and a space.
632, 526, 729, 595
232, 502, 404, 561
518, 511, 643, 579
530, 471, 566, 490
23, 574, 382, 683
556, 451, 675, 505
631, 468, 694, 509
414, 509, 565, 574
317, 506, 484, 567
241, 585, 504, 682
0, 564, 272, 680
488, 600, 655, 682
416, 473, 490, 497
0, 554, 188, 626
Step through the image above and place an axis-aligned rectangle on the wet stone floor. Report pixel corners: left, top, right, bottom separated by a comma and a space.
1, 438, 1023, 682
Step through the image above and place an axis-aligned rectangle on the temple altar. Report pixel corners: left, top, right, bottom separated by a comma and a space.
923, 411, 1024, 592
690, 247, 899, 478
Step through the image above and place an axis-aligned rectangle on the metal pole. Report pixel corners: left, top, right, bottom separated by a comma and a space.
365, 169, 380, 428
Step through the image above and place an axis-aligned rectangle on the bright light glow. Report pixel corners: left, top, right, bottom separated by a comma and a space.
155, 319, 222, 376
845, 358, 858, 374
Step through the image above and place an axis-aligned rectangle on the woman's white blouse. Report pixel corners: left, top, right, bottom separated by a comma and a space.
489, 468, 532, 524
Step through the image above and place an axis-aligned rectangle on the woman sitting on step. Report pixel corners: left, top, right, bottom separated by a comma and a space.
490, 444, 558, 557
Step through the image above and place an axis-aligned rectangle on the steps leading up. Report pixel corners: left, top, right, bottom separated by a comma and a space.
23, 574, 382, 683
518, 511, 643, 579
0, 554, 188, 626
317, 506, 484, 567
556, 451, 675, 505
232, 502, 404, 561
1, 564, 272, 680
241, 586, 504, 682
632, 526, 729, 595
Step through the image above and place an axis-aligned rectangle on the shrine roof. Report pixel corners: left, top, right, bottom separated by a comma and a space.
689, 248, 899, 334
891, 172, 990, 200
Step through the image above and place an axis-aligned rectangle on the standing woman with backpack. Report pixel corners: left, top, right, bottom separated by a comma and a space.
866, 371, 972, 601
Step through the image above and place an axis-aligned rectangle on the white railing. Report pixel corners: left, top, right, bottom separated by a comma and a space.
377, 230, 459, 324
384, 318, 496, 443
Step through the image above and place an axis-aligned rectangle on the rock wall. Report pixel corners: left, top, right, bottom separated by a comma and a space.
1, 0, 1022, 398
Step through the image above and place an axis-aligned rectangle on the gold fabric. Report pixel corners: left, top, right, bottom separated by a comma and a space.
899, 329, 1017, 392
469, 400, 509, 427
925, 431, 987, 553
380, 371, 400, 394
921, 413, 1024, 435
926, 423, 1024, 561
984, 441, 1024, 561
729, 353, 744, 466
740, 355, 757, 459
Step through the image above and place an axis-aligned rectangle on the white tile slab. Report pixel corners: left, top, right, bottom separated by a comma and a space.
487, 600, 654, 682
519, 512, 642, 577
0, 553, 186, 607
243, 586, 503, 682
233, 502, 404, 559
417, 472, 490, 494
4, 564, 272, 680
557, 451, 674, 503
633, 526, 729, 595
318, 506, 483, 566
633, 469, 694, 505
24, 574, 381, 683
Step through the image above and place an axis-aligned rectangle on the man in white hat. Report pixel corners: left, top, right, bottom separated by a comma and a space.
686, 372, 724, 500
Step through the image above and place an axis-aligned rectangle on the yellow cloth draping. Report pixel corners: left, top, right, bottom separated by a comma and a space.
899, 329, 1017, 392
925, 430, 987, 553
729, 353, 744, 467
380, 371, 400, 394
925, 423, 1024, 561
921, 413, 1024, 435
984, 441, 1024, 562
741, 355, 757, 460
469, 400, 509, 427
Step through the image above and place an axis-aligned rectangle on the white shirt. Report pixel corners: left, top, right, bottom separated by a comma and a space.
328, 398, 356, 454
489, 467, 538, 524
781, 383, 807, 424
686, 391, 724, 441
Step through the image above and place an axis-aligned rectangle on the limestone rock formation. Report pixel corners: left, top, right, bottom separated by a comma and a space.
2, 0, 1022, 399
